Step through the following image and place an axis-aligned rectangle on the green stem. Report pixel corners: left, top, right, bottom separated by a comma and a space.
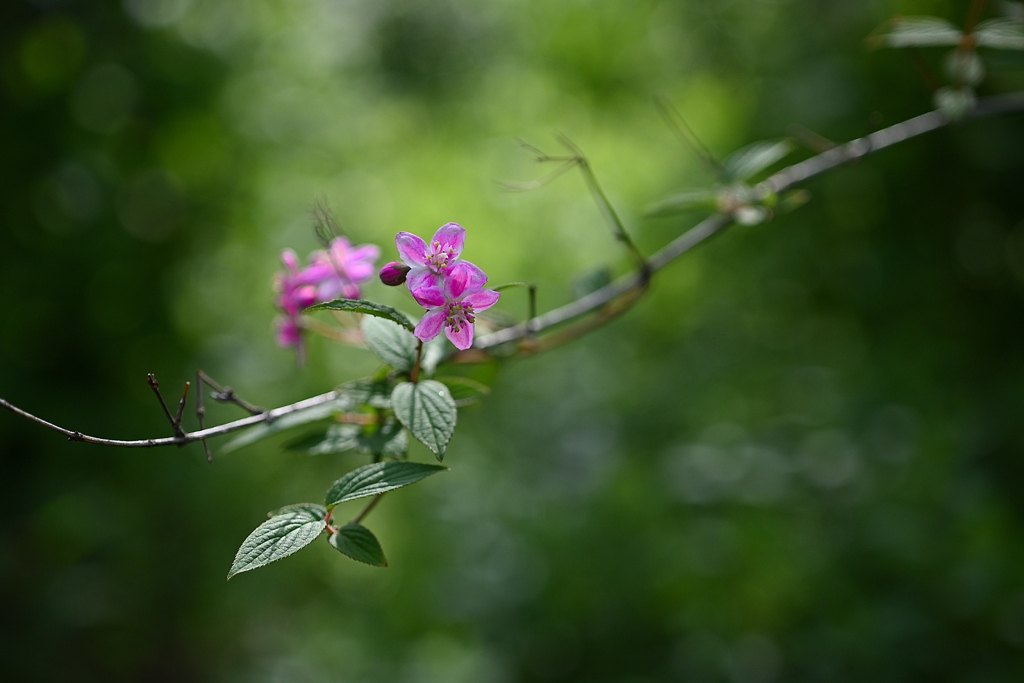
410, 340, 424, 383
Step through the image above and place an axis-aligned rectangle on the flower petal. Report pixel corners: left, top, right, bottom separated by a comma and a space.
445, 320, 474, 350
407, 269, 445, 308
463, 288, 500, 311
346, 244, 381, 265
446, 261, 487, 300
396, 232, 428, 267
431, 223, 465, 258
280, 249, 300, 272
414, 307, 447, 343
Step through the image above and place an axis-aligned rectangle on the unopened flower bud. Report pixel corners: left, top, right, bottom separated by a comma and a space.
379, 261, 411, 286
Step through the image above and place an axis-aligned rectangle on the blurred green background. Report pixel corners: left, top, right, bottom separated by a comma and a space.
3, 0, 1024, 680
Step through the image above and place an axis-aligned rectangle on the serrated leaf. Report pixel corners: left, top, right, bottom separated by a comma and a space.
391, 380, 457, 459
974, 18, 1024, 50
874, 16, 962, 48
329, 524, 387, 566
338, 377, 393, 409
644, 189, 719, 217
723, 140, 793, 182
267, 502, 328, 519
361, 315, 418, 371
437, 376, 491, 406
219, 396, 357, 454
289, 419, 408, 457
306, 299, 414, 331
325, 461, 447, 508
227, 506, 326, 579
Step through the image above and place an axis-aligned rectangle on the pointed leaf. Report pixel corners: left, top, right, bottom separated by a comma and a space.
329, 524, 387, 566
219, 396, 357, 454
305, 298, 414, 331
644, 189, 719, 217
325, 461, 447, 508
723, 139, 793, 182
289, 420, 408, 457
227, 505, 326, 579
873, 16, 962, 48
391, 380, 457, 459
974, 18, 1024, 50
361, 315, 418, 371
437, 376, 491, 406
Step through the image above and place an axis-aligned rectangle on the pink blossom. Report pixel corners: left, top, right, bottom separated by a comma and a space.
311, 237, 381, 301
394, 223, 470, 308
413, 261, 499, 350
272, 237, 380, 354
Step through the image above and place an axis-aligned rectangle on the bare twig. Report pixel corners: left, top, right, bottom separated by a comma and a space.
196, 370, 265, 416
352, 494, 385, 525
196, 371, 212, 461
472, 92, 1024, 352
3, 94, 1024, 450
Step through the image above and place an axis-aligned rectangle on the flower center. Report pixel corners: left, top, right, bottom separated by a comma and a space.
444, 302, 476, 333
426, 240, 456, 273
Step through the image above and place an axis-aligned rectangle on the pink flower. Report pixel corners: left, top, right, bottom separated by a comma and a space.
311, 237, 381, 301
272, 237, 380, 354
395, 223, 470, 307
413, 261, 499, 350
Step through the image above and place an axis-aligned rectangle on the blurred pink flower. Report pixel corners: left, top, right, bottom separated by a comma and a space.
413, 261, 499, 350
272, 238, 380, 355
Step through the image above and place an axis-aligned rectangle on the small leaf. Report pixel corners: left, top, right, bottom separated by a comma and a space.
290, 420, 408, 457
361, 316, 418, 371
723, 139, 793, 182
219, 396, 357, 454
325, 461, 447, 508
228, 505, 326, 579
974, 18, 1024, 50
329, 523, 387, 566
306, 299, 414, 331
872, 16, 962, 48
437, 376, 491, 406
944, 49, 985, 87
391, 380, 457, 459
644, 189, 719, 217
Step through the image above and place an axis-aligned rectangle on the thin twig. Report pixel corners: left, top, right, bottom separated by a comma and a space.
196, 370, 265, 416
196, 371, 212, 461
3, 94, 1024, 450
472, 93, 1024, 352
352, 494, 385, 525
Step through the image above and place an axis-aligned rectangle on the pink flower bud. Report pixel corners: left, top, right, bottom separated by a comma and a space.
379, 261, 411, 286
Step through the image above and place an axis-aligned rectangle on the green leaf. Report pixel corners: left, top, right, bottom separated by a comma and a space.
219, 396, 357, 454
267, 502, 328, 519
437, 375, 491, 406
306, 298, 414, 331
329, 523, 387, 567
974, 18, 1024, 50
644, 189, 719, 217
361, 315, 418, 371
391, 380, 457, 459
421, 336, 446, 377
873, 16, 962, 48
325, 461, 447, 508
227, 505, 327, 579
723, 140, 793, 182
289, 419, 408, 457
